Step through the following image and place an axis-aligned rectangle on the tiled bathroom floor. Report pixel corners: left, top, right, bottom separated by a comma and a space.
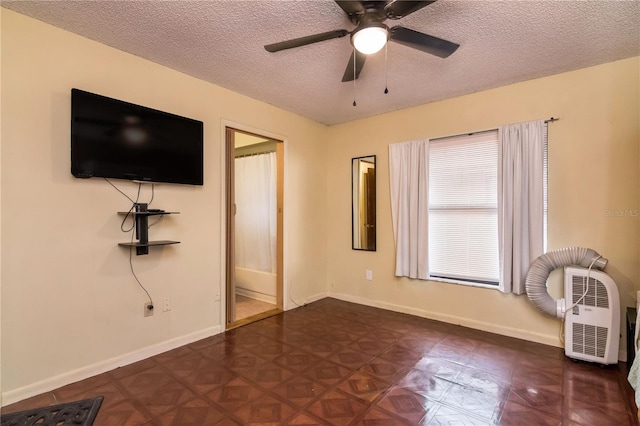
235, 294, 277, 321
3, 298, 637, 425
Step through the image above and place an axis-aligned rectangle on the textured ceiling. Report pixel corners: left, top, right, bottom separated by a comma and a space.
3, 0, 640, 125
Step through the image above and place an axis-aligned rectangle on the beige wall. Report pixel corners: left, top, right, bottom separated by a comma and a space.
326, 57, 640, 349
2, 6, 639, 406
0, 10, 327, 402
0, 7, 4, 405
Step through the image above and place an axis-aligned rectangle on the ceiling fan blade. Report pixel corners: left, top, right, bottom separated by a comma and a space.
385, 1, 436, 19
342, 50, 367, 82
264, 29, 349, 53
335, 0, 365, 17
389, 26, 459, 58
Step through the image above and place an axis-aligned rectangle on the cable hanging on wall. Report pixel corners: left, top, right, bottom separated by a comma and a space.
105, 178, 155, 310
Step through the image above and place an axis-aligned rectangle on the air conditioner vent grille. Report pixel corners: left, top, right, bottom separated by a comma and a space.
564, 267, 619, 365
572, 276, 609, 308
572, 322, 608, 358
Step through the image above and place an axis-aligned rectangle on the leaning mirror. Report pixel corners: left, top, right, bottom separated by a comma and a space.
352, 155, 376, 251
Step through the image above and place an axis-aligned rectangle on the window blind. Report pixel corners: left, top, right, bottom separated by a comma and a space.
428, 131, 499, 284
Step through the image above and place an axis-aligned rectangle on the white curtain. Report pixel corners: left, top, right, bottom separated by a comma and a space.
235, 152, 277, 273
389, 140, 430, 279
498, 120, 545, 294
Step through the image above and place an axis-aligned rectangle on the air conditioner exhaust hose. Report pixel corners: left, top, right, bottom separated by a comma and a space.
525, 247, 607, 318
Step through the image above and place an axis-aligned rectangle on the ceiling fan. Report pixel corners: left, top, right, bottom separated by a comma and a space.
264, 0, 460, 82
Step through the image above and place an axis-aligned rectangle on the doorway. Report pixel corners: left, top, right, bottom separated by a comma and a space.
225, 127, 283, 329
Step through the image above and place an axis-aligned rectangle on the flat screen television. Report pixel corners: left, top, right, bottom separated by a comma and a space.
71, 88, 204, 185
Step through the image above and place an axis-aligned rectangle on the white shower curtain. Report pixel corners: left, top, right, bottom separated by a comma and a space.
235, 152, 277, 274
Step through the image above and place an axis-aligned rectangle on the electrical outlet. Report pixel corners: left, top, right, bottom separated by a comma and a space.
144, 303, 154, 317
366, 270, 373, 281
162, 297, 171, 312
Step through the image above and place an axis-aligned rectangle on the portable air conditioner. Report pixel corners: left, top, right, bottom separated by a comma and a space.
563, 266, 620, 364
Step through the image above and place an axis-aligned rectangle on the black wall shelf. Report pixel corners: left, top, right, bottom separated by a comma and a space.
117, 203, 180, 255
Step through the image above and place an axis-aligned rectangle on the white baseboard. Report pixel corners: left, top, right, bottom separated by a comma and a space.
5, 295, 625, 407
284, 291, 327, 311
305, 292, 328, 305
327, 291, 561, 348
326, 293, 633, 362
2, 325, 221, 407
235, 287, 277, 305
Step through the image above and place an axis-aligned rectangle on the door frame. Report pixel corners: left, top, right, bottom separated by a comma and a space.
220, 120, 286, 330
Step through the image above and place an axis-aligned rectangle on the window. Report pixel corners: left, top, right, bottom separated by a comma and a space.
389, 121, 548, 288
428, 131, 500, 286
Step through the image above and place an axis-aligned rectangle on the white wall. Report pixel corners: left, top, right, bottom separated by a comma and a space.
326, 57, 640, 352
1, 9, 327, 403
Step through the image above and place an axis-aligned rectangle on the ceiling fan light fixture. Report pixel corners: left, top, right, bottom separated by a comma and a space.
352, 25, 388, 55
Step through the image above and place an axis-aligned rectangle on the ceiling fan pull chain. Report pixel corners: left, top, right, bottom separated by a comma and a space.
384, 43, 389, 94
352, 47, 357, 107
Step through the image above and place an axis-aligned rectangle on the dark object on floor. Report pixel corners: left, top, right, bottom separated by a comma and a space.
1, 396, 103, 426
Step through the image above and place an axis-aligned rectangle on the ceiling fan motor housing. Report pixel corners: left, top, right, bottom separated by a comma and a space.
351, 17, 389, 54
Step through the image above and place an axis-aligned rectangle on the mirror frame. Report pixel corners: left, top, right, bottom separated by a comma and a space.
352, 155, 376, 251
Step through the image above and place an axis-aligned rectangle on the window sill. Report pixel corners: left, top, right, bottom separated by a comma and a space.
428, 276, 500, 291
